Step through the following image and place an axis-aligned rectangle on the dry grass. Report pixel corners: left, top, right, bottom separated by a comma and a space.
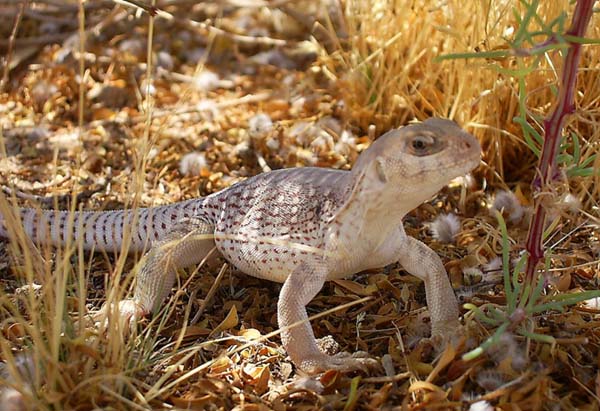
326, 0, 600, 208
0, 0, 599, 410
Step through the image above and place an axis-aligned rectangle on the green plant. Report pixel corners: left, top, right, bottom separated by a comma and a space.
440, 0, 599, 359
462, 212, 600, 360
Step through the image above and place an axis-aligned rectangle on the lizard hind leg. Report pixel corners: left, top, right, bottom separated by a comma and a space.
116, 217, 217, 322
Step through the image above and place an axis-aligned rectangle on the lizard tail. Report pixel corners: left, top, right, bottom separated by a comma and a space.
0, 199, 202, 253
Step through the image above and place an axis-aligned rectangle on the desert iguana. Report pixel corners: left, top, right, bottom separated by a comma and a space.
0, 118, 481, 373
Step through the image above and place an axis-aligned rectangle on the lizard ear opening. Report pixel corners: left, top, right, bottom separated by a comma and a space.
375, 157, 388, 183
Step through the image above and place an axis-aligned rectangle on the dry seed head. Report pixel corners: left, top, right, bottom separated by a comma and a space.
248, 113, 273, 139
490, 190, 524, 223
179, 152, 208, 177
429, 213, 461, 243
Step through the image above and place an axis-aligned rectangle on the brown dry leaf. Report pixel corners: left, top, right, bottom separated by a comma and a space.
209, 356, 233, 374
426, 341, 457, 383
180, 325, 211, 339
92, 107, 116, 121
406, 348, 434, 377
408, 380, 445, 394
243, 364, 271, 395
5, 323, 26, 340
320, 369, 342, 393
170, 379, 231, 409
237, 328, 262, 340
555, 272, 572, 292
376, 278, 404, 300
211, 304, 238, 336
332, 279, 373, 296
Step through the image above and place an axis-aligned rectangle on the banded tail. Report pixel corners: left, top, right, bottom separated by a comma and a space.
0, 199, 201, 253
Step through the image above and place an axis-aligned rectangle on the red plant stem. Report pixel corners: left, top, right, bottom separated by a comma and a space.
524, 0, 594, 284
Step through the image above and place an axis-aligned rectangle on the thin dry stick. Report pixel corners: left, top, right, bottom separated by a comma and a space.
112, 0, 286, 46
0, 32, 70, 47
1, 0, 29, 91
190, 261, 228, 324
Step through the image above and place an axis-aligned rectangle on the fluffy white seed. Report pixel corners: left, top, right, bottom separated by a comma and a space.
179, 152, 207, 176
491, 190, 524, 223
429, 213, 461, 243
248, 113, 273, 139
192, 71, 221, 92
469, 400, 494, 411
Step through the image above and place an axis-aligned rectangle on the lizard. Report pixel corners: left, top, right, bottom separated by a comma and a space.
0, 118, 481, 374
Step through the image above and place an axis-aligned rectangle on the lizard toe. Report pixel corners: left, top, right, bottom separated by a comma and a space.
419, 321, 463, 356
92, 299, 148, 331
299, 352, 380, 374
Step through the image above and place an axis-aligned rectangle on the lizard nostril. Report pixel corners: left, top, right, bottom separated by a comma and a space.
463, 140, 471, 149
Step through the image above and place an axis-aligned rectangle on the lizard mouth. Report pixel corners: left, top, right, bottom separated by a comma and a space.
409, 155, 480, 179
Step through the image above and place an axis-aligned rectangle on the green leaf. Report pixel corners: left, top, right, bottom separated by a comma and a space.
513, 254, 527, 291
571, 131, 581, 163
513, 116, 542, 156
344, 376, 361, 411
520, 329, 556, 343
513, 0, 540, 45
461, 322, 510, 361
563, 34, 600, 45
462, 346, 484, 361
435, 49, 510, 61
568, 168, 597, 178
531, 290, 600, 313
579, 153, 596, 168
463, 303, 502, 325
495, 212, 516, 312
526, 256, 550, 312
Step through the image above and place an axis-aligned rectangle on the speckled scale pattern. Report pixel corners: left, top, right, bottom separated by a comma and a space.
206, 167, 351, 282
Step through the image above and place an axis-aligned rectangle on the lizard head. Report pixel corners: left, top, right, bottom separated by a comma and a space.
351, 118, 481, 208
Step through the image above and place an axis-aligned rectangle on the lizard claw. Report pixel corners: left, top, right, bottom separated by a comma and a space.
298, 351, 380, 374
418, 320, 462, 354
92, 299, 147, 331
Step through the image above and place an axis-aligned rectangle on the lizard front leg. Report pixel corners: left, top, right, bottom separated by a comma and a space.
278, 261, 377, 374
117, 217, 216, 319
396, 236, 460, 336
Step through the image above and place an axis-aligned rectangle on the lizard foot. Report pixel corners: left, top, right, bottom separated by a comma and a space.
92, 299, 148, 330
298, 351, 380, 374
417, 320, 462, 355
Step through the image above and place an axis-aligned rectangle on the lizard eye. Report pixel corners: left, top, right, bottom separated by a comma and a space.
409, 135, 435, 155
